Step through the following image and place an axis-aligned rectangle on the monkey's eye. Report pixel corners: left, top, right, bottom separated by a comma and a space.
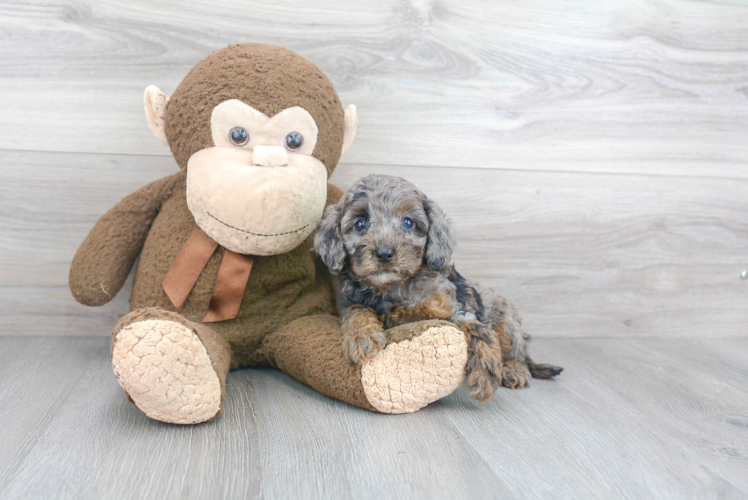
402, 218, 414, 230
285, 132, 304, 151
354, 219, 367, 232
229, 127, 249, 146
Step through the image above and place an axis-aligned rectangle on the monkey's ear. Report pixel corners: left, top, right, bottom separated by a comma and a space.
314, 204, 347, 273
424, 198, 456, 271
144, 85, 170, 146
342, 104, 357, 155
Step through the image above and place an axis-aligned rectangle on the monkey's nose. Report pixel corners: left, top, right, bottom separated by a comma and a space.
252, 145, 289, 167
375, 247, 395, 263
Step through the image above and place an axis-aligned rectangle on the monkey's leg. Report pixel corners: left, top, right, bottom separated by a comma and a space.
111, 307, 231, 424
262, 315, 468, 414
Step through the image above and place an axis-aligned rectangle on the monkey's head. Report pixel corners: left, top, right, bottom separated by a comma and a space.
144, 43, 357, 255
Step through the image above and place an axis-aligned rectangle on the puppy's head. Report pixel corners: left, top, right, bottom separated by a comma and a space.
314, 174, 455, 288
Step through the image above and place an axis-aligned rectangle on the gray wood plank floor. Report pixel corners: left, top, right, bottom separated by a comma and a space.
1, 336, 746, 499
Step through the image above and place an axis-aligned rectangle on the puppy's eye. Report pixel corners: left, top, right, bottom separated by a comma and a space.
354, 219, 367, 232
285, 132, 304, 151
402, 218, 414, 230
230, 127, 249, 146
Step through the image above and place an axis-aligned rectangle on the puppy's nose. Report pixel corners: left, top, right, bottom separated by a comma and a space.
375, 247, 395, 263
253, 145, 288, 167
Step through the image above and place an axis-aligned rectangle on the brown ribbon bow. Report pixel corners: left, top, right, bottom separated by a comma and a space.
162, 227, 254, 322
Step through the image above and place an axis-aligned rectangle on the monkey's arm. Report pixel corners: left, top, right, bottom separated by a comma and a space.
340, 305, 387, 365
69, 172, 182, 306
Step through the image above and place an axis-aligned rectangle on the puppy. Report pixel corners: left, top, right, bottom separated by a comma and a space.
314, 174, 562, 403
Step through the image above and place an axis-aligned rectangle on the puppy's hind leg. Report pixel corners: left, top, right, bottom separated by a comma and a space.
490, 296, 563, 387
487, 296, 531, 389
495, 328, 532, 389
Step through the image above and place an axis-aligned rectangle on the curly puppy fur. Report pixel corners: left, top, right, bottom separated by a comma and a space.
314, 174, 563, 403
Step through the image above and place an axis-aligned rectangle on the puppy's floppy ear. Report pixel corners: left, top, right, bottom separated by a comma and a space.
424, 198, 455, 270
314, 203, 347, 273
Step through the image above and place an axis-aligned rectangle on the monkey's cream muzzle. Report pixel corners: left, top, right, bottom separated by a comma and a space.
186, 147, 327, 255
252, 145, 289, 167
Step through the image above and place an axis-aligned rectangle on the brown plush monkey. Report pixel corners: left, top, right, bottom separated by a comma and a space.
70, 44, 469, 424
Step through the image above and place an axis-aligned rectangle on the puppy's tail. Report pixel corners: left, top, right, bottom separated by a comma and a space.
526, 355, 563, 379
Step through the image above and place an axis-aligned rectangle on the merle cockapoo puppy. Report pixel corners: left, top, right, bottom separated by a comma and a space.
314, 174, 562, 403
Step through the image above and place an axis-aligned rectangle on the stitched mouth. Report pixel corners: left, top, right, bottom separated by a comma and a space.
207, 212, 309, 238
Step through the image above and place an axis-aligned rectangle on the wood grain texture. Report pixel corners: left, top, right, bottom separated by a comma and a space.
0, 336, 746, 499
0, 149, 173, 335
331, 164, 748, 338
1, 0, 747, 177
2, 150, 745, 337
2, 2, 746, 498
0, 336, 106, 487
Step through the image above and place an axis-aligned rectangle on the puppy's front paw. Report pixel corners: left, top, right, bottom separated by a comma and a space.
463, 323, 503, 403
502, 359, 531, 389
343, 328, 386, 365
466, 356, 503, 403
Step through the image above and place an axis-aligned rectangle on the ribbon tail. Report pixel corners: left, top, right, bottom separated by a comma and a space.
162, 227, 219, 311
203, 250, 254, 323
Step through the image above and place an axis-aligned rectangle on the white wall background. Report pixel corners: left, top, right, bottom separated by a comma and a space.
1, 0, 746, 337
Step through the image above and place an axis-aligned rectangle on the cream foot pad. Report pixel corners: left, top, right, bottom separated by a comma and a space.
112, 319, 222, 424
361, 325, 468, 414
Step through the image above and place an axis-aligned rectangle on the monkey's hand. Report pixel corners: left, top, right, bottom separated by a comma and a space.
459, 321, 504, 403
69, 173, 181, 307
340, 305, 386, 365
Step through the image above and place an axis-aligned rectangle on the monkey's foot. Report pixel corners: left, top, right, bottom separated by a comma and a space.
112, 319, 222, 424
361, 322, 468, 414
502, 359, 532, 389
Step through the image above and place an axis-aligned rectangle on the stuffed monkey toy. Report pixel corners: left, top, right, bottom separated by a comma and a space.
70, 44, 469, 424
